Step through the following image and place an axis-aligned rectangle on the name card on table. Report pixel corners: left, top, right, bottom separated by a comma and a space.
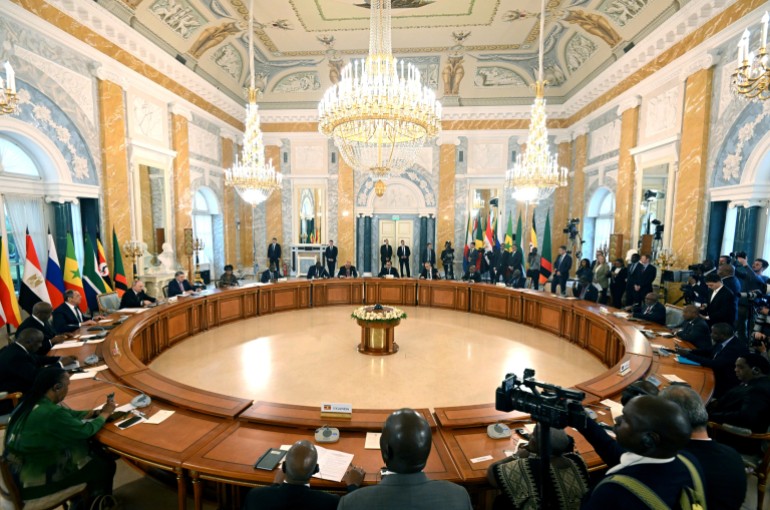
321, 402, 352, 420
618, 360, 631, 376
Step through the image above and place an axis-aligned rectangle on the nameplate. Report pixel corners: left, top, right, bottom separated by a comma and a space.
618, 360, 631, 376
321, 402, 352, 420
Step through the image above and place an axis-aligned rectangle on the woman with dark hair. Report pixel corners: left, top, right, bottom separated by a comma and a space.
609, 258, 628, 309
3, 366, 117, 504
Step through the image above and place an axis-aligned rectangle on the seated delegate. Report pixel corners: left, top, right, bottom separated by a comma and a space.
4, 366, 117, 506
378, 261, 399, 277
119, 280, 157, 309
167, 271, 202, 297
261, 264, 282, 283
218, 264, 240, 288
307, 260, 329, 279
52, 290, 97, 334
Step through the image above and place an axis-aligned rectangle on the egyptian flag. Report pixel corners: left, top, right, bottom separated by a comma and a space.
63, 232, 87, 312
96, 235, 113, 291
19, 229, 50, 314
112, 229, 128, 297
45, 232, 65, 308
539, 211, 553, 285
0, 236, 22, 328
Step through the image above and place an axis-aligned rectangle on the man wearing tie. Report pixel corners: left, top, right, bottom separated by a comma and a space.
632, 292, 666, 325
674, 305, 711, 350
625, 253, 642, 306
15, 302, 67, 355
677, 323, 749, 398
52, 290, 97, 333
634, 254, 657, 306
552, 245, 572, 296
267, 237, 282, 270
324, 240, 338, 277
307, 260, 329, 280
167, 271, 197, 298
397, 240, 411, 277
119, 280, 157, 309
338, 261, 358, 278
380, 239, 393, 269
422, 243, 437, 267
419, 262, 439, 280
260, 263, 282, 283
378, 261, 400, 278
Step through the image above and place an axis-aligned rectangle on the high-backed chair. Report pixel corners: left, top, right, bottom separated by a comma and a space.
0, 455, 87, 510
96, 292, 120, 314
162, 284, 170, 298
709, 421, 770, 510
665, 304, 684, 329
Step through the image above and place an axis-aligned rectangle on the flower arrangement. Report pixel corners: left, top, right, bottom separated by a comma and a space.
351, 304, 408, 322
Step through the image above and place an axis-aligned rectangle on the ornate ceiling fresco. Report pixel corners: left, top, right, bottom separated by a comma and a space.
98, 0, 684, 108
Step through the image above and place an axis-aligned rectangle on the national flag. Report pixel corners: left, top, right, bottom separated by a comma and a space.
530, 210, 539, 251
474, 214, 484, 250
504, 212, 514, 252
18, 229, 50, 314
83, 234, 108, 311
0, 236, 22, 328
463, 214, 471, 273
539, 211, 553, 285
112, 229, 128, 297
45, 232, 65, 308
96, 236, 112, 291
484, 211, 495, 251
63, 232, 87, 312
515, 213, 523, 253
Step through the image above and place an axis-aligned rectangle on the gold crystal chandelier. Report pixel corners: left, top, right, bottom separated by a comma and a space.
505, 0, 567, 204
317, 0, 442, 180
225, 0, 282, 206
1, 62, 19, 116
731, 12, 769, 101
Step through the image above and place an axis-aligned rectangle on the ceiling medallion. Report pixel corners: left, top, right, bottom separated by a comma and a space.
317, 0, 442, 178
505, 0, 567, 204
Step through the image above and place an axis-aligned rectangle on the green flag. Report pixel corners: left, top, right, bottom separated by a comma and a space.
515, 213, 523, 252
539, 211, 552, 285
504, 212, 514, 252
112, 228, 128, 296
475, 214, 484, 249
83, 234, 107, 311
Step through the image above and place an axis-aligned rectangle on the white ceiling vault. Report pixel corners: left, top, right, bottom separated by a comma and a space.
95, 0, 684, 108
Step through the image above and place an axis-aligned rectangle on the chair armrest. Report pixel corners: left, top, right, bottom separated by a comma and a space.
709, 421, 770, 440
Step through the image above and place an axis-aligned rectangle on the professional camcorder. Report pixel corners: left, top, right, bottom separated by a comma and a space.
562, 219, 580, 240
495, 369, 587, 429
651, 219, 664, 240
730, 251, 748, 260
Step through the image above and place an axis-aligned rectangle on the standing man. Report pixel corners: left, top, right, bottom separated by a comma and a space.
634, 254, 657, 306
324, 240, 338, 277
552, 245, 572, 296
267, 237, 282, 271
397, 240, 411, 278
380, 239, 393, 269
422, 243, 437, 267
625, 253, 642, 306
736, 256, 769, 342
52, 290, 98, 333
440, 241, 455, 280
700, 273, 737, 328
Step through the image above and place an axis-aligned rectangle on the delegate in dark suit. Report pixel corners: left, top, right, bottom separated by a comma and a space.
166, 278, 193, 298
261, 269, 282, 283
338, 265, 358, 278
626, 261, 642, 306
633, 301, 667, 325
397, 244, 411, 277
709, 376, 770, 433
0, 342, 60, 414
675, 314, 712, 350
378, 266, 400, 278
244, 483, 341, 510
324, 244, 338, 276
52, 303, 86, 334
419, 267, 440, 280
380, 243, 393, 268
267, 241, 282, 268
119, 288, 157, 309
609, 265, 628, 309
637, 263, 657, 297
338, 472, 471, 510
552, 251, 572, 295
16, 316, 58, 356
679, 334, 748, 398
702, 286, 737, 328
306, 264, 329, 279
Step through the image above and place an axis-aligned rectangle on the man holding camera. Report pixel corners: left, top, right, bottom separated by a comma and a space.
440, 241, 455, 280
735, 254, 769, 342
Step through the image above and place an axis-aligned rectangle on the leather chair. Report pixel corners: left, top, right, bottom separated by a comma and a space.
0, 455, 86, 510
96, 292, 120, 314
709, 421, 770, 510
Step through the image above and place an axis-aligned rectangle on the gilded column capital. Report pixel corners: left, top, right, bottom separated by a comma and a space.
617, 95, 642, 115
679, 53, 719, 81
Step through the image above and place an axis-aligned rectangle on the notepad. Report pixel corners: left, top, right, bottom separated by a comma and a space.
145, 410, 174, 424
365, 432, 382, 449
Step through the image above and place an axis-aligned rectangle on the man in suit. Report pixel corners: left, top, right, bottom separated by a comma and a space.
0, 330, 74, 414
16, 302, 66, 356
338, 261, 358, 278
634, 254, 657, 305
632, 292, 666, 325
419, 262, 439, 281
700, 272, 737, 327
674, 305, 712, 350
421, 242, 437, 267
244, 440, 364, 510
378, 261, 400, 278
324, 240, 338, 276
735, 256, 769, 342
576, 276, 599, 303
167, 271, 197, 298
719, 263, 741, 322
338, 408, 472, 510
461, 265, 481, 283
677, 323, 749, 398
53, 290, 98, 333
380, 239, 393, 269
397, 240, 411, 278
625, 253, 642, 306
306, 260, 329, 280
609, 258, 628, 309
510, 244, 524, 281
552, 245, 572, 296
261, 263, 282, 283
120, 280, 157, 309
267, 237, 282, 270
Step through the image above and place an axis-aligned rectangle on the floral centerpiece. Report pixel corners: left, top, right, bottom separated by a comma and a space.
351, 304, 408, 323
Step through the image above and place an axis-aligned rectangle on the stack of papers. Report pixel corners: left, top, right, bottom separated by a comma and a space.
70, 366, 110, 380
279, 444, 354, 482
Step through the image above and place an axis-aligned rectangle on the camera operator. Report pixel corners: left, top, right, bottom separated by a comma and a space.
735, 255, 769, 342
441, 241, 455, 280
749, 302, 770, 361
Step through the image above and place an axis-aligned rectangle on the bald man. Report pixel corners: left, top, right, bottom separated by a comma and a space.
339, 408, 471, 510
15, 302, 67, 355
673, 304, 711, 350
244, 440, 364, 510
631, 292, 666, 325
583, 396, 705, 509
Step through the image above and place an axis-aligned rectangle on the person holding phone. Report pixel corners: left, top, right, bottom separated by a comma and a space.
3, 366, 118, 506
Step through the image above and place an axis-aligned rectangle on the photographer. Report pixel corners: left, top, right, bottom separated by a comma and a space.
735, 254, 769, 341
749, 302, 770, 360
441, 241, 455, 280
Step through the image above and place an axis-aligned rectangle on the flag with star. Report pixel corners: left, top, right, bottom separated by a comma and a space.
63, 232, 87, 312
19, 228, 50, 314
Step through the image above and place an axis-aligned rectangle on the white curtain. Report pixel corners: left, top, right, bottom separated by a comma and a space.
70, 202, 84, 267
3, 195, 48, 264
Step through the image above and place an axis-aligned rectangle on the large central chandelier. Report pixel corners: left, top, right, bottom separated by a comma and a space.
225, 0, 282, 206
505, 0, 567, 204
317, 0, 442, 180
731, 12, 769, 101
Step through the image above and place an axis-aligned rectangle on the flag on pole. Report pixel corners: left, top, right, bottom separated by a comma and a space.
484, 211, 495, 251
0, 236, 22, 328
463, 214, 472, 273
539, 211, 553, 285
19, 229, 50, 314
45, 232, 65, 308
96, 236, 112, 291
112, 229, 128, 297
504, 212, 514, 252
83, 234, 108, 311
515, 213, 523, 253
63, 232, 87, 312
475, 215, 484, 250
530, 210, 539, 251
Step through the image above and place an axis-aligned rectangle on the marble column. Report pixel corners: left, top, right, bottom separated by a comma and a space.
570, 134, 587, 227
264, 146, 283, 267
237, 141, 254, 269
171, 109, 192, 268
672, 66, 714, 266
437, 143, 456, 250
363, 216, 372, 273
419, 216, 428, 263
97, 79, 132, 280
221, 136, 237, 266
615, 104, 640, 254
337, 159, 355, 266
552, 141, 572, 258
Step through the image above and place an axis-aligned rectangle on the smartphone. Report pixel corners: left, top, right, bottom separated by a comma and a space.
254, 448, 287, 471
116, 415, 142, 430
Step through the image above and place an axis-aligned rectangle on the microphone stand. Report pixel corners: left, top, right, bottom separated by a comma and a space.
92, 376, 152, 408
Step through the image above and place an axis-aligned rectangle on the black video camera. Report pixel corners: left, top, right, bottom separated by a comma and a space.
562, 219, 580, 239
730, 251, 748, 260
495, 369, 587, 429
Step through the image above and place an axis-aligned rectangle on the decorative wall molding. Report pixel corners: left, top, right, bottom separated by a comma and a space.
679, 53, 720, 81
616, 95, 642, 115
169, 103, 193, 121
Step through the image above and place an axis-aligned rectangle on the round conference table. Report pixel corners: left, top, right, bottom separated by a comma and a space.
60, 278, 713, 510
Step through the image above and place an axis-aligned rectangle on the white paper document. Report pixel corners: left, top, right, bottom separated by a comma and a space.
662, 374, 687, 383
364, 432, 381, 450
145, 410, 174, 424
600, 399, 625, 420
119, 308, 149, 314
280, 444, 353, 482
51, 341, 82, 350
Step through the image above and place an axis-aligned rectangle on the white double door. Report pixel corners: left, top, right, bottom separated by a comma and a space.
378, 220, 413, 271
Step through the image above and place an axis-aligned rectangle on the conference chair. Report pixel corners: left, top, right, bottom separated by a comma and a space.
162, 284, 169, 298
97, 292, 121, 314
0, 455, 87, 510
665, 304, 684, 329
709, 421, 770, 510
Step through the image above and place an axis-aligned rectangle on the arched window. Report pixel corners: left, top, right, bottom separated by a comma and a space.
584, 188, 615, 259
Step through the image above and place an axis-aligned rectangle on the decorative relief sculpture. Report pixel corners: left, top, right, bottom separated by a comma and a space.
563, 10, 622, 47
133, 97, 164, 141
442, 32, 469, 96
589, 119, 621, 159
645, 88, 680, 137
603, 0, 649, 27
150, 0, 203, 38
317, 35, 345, 84
212, 43, 242, 79
565, 34, 597, 73
188, 19, 244, 59
272, 72, 321, 93
474, 67, 526, 87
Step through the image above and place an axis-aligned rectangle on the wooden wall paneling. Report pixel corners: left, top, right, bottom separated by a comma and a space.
312, 284, 326, 307
218, 295, 244, 324
418, 284, 432, 306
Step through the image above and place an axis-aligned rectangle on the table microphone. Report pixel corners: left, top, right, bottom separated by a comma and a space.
92, 376, 152, 408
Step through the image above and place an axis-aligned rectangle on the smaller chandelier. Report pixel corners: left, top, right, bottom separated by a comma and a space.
1, 61, 19, 116
731, 11, 769, 101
